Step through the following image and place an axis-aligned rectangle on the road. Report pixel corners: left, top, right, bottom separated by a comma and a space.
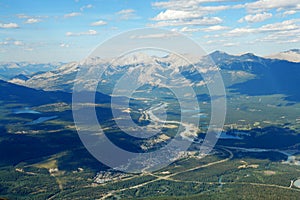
100, 148, 233, 199
99, 146, 300, 199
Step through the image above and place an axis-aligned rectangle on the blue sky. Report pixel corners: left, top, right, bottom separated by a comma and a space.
0, 0, 300, 62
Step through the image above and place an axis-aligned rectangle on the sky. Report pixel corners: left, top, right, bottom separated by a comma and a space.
0, 0, 300, 62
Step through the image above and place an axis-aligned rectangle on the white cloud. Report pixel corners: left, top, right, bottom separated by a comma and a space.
179, 27, 201, 32
197, 5, 230, 13
13, 41, 24, 46
150, 0, 229, 28
204, 34, 221, 38
117, 9, 135, 15
60, 43, 70, 48
66, 30, 97, 36
116, 9, 137, 20
80, 4, 93, 11
245, 0, 300, 13
225, 19, 300, 37
64, 12, 82, 18
206, 40, 215, 44
152, 6, 229, 21
0, 39, 24, 46
283, 10, 297, 16
130, 32, 180, 39
178, 25, 228, 33
25, 18, 42, 24
260, 19, 299, 32
277, 38, 300, 44
225, 27, 255, 37
238, 12, 272, 23
0, 23, 19, 28
17, 14, 45, 24
256, 28, 300, 44
150, 17, 222, 27
205, 39, 228, 45
202, 25, 229, 32
24, 48, 34, 51
0, 41, 9, 45
152, 10, 201, 21
224, 42, 239, 47
152, 0, 231, 10
16, 14, 31, 19
91, 20, 107, 26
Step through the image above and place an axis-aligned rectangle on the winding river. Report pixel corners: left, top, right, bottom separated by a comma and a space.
145, 103, 199, 142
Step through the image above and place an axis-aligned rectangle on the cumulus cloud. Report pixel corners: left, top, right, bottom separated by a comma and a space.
24, 48, 34, 51
179, 27, 201, 33
225, 19, 300, 37
0, 39, 9, 45
60, 43, 70, 48
204, 34, 221, 39
16, 14, 31, 19
91, 20, 107, 26
179, 25, 228, 33
152, 0, 231, 10
196, 5, 230, 14
238, 12, 272, 23
130, 32, 180, 39
256, 27, 300, 44
225, 27, 255, 37
245, 0, 300, 13
152, 10, 201, 21
80, 4, 93, 11
66, 30, 97, 36
202, 25, 229, 32
223, 42, 239, 47
0, 38, 24, 46
117, 9, 135, 15
13, 41, 24, 46
64, 12, 82, 18
260, 19, 299, 31
0, 23, 19, 28
151, 7, 229, 21
116, 9, 137, 20
16, 14, 45, 24
150, 17, 222, 27
283, 10, 297, 16
25, 18, 42, 24
150, 0, 229, 28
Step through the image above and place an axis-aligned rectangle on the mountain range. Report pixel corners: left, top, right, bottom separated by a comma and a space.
6, 50, 300, 102
0, 62, 64, 81
1, 50, 300, 199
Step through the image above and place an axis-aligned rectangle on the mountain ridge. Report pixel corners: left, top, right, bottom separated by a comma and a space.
6, 50, 300, 102
0, 62, 64, 81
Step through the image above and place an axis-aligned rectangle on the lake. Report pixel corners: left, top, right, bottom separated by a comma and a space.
219, 132, 242, 140
13, 108, 41, 114
26, 116, 58, 125
294, 179, 300, 188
